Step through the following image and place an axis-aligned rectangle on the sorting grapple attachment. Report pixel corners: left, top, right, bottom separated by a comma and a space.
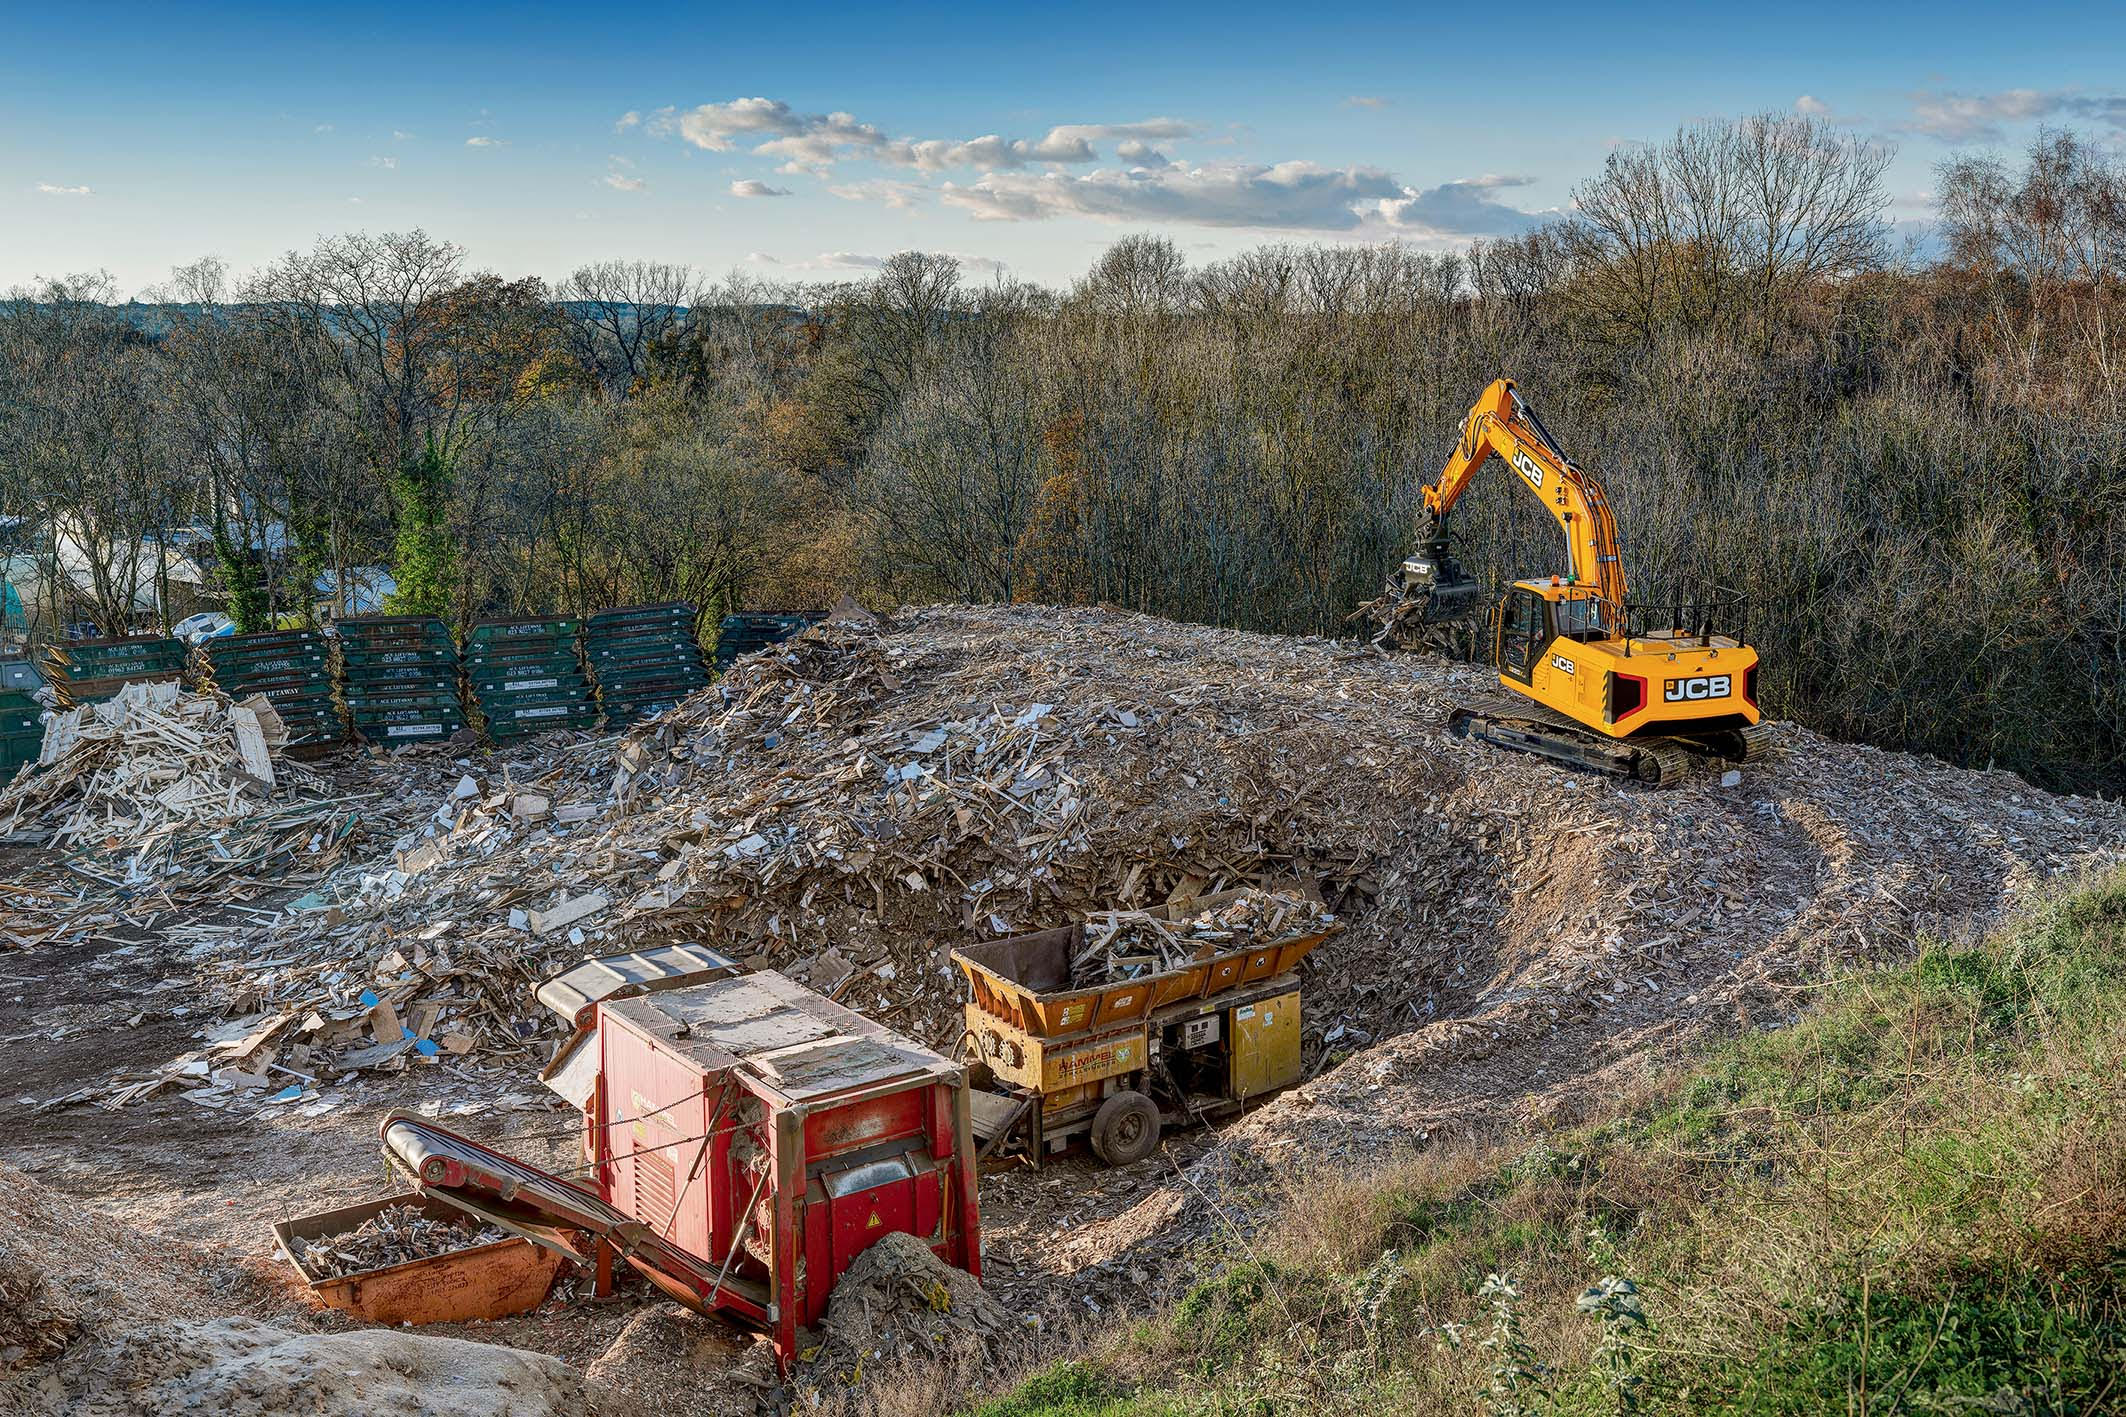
1395, 539, 1483, 620
1356, 537, 1484, 648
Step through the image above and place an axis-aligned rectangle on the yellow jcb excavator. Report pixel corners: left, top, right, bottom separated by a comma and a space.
1370, 378, 1763, 786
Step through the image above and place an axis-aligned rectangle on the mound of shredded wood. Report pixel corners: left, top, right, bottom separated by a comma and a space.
0, 1165, 631, 1417
104, 604, 2126, 1116
294, 1203, 509, 1279
804, 1231, 1027, 1394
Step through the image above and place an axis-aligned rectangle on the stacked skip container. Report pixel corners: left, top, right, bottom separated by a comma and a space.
40, 635, 186, 707
584, 603, 708, 729
711, 612, 822, 673
463, 616, 596, 741
0, 683, 38, 778
199, 629, 346, 752
334, 616, 464, 747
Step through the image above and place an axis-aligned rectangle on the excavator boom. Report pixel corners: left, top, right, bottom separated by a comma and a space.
1388, 378, 1625, 627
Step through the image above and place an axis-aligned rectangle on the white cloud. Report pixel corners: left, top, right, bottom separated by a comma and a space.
392, 129, 414, 141
1115, 140, 1171, 168
941, 161, 1409, 230
655, 96, 1198, 173
662, 97, 882, 161
367, 155, 397, 170
35, 182, 93, 197
465, 136, 505, 148
1344, 96, 1389, 109
1901, 87, 2126, 142
614, 111, 642, 132
650, 94, 1548, 237
314, 122, 335, 134
346, 196, 363, 205
1040, 119, 1194, 145
602, 172, 647, 191
1374, 173, 1547, 238
827, 178, 927, 208
748, 250, 888, 272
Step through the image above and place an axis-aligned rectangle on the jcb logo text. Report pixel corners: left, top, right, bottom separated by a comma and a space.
1664, 675, 1730, 702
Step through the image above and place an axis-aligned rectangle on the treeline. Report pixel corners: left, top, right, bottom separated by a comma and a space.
1, 115, 2122, 795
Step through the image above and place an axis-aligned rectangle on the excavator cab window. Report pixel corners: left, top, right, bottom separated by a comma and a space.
1555, 595, 1610, 643
1498, 586, 1549, 683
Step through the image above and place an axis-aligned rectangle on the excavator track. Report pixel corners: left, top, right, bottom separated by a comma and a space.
1732, 722, 1775, 761
1448, 696, 1700, 787
1675, 720, 1775, 765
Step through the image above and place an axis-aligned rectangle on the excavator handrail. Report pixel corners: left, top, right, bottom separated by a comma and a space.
1615, 589, 1751, 654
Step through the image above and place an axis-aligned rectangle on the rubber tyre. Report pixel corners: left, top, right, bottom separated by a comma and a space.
1089, 1091, 1161, 1166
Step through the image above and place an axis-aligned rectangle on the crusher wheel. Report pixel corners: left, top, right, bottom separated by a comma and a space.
1090, 1091, 1162, 1166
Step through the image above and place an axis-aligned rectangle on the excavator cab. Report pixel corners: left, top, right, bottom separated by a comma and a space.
1495, 580, 1606, 684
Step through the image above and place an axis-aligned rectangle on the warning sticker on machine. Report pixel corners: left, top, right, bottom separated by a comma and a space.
503, 677, 559, 692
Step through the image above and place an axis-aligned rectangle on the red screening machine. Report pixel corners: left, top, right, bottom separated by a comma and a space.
381, 966, 980, 1365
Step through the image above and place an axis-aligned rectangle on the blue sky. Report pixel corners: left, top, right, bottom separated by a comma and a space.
4, 0, 2124, 293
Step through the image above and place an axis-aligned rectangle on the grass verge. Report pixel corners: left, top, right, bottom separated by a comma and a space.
980, 865, 2126, 1415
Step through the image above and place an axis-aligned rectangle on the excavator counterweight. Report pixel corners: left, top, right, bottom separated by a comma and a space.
1366, 379, 1764, 786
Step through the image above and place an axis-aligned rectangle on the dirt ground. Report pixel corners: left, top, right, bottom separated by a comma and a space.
6, 606, 2124, 1413
0, 840, 1193, 1413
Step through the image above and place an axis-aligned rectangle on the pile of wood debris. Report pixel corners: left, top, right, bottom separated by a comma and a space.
89, 603, 2126, 1123
1074, 892, 1335, 983
109, 607, 1419, 1093
0, 684, 390, 950
2, 681, 293, 861
0, 692, 582, 959
293, 1204, 508, 1279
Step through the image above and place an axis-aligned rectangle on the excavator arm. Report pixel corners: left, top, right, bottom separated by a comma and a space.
1419, 378, 1628, 612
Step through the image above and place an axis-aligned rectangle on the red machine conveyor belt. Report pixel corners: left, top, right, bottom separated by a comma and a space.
377, 1111, 770, 1312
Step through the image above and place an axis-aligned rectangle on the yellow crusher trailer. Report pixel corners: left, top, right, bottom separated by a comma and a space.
1374, 378, 1764, 785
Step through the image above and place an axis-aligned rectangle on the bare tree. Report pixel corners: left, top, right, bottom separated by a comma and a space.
554, 259, 697, 399
1941, 130, 2126, 410
858, 282, 1048, 601
0, 275, 190, 635
1570, 113, 1889, 349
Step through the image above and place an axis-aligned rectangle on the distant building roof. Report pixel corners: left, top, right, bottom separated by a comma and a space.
314, 566, 397, 614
